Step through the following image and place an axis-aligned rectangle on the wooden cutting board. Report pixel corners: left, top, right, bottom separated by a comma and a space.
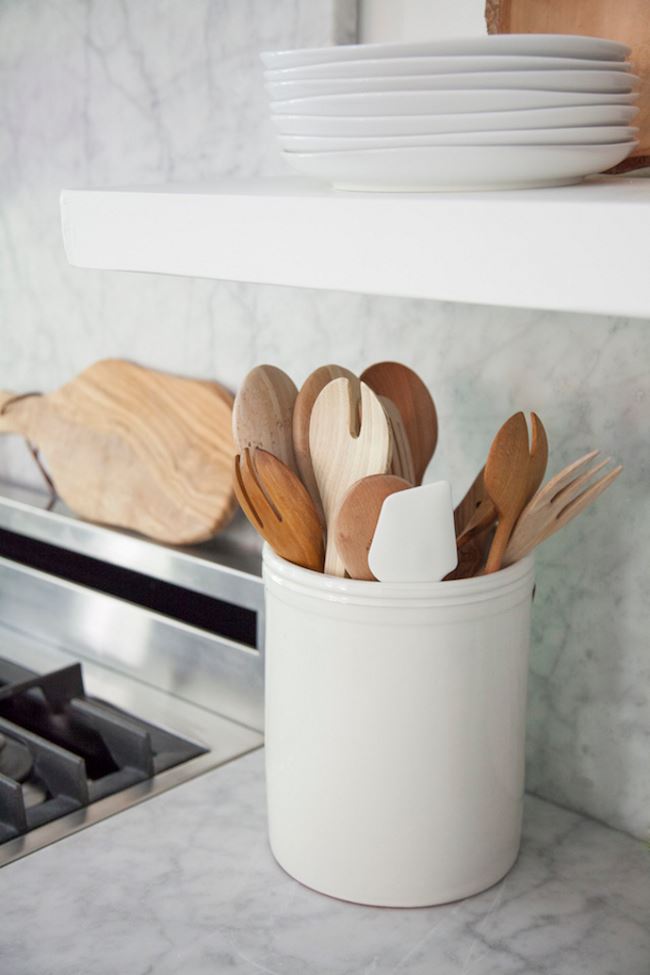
0, 359, 237, 544
485, 0, 650, 172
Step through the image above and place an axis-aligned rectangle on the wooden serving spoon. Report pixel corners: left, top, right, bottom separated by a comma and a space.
334, 474, 410, 580
379, 397, 416, 484
232, 365, 298, 475
292, 364, 356, 515
484, 412, 533, 574
504, 451, 622, 567
456, 413, 548, 548
309, 377, 392, 577
360, 362, 437, 485
234, 448, 324, 571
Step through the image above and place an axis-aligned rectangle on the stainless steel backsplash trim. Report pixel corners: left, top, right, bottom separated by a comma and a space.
0, 557, 264, 731
0, 482, 264, 611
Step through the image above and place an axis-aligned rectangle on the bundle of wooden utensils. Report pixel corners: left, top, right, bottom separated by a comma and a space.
232, 362, 622, 581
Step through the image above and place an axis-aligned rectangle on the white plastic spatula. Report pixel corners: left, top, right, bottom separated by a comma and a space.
368, 481, 458, 583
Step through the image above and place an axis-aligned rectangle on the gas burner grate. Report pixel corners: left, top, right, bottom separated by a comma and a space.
0, 658, 207, 842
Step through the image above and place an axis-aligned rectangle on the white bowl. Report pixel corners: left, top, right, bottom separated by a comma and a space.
279, 126, 638, 152
282, 141, 637, 191
261, 36, 630, 70
271, 104, 640, 136
264, 54, 632, 82
266, 70, 639, 102
270, 88, 638, 117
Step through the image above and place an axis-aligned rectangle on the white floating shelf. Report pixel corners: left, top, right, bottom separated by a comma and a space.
61, 175, 650, 319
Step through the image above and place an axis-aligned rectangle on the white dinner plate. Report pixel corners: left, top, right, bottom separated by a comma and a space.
265, 55, 632, 82
261, 36, 630, 70
271, 104, 639, 136
270, 88, 638, 117
282, 141, 637, 191
266, 70, 639, 101
279, 126, 638, 152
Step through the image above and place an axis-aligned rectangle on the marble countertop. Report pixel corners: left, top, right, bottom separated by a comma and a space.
2, 748, 649, 975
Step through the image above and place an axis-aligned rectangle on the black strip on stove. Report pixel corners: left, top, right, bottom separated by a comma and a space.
0, 528, 257, 649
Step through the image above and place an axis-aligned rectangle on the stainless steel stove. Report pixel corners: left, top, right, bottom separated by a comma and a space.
0, 481, 264, 866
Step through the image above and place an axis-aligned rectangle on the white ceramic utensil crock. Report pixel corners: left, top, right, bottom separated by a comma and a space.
263, 545, 535, 907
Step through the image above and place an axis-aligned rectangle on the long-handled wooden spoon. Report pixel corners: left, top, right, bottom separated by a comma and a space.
310, 377, 392, 577
334, 474, 410, 580
292, 364, 356, 515
234, 448, 324, 571
504, 451, 622, 567
233, 365, 298, 474
484, 412, 533, 574
360, 362, 437, 485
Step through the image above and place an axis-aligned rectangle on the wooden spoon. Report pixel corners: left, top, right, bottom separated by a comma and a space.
504, 451, 622, 567
484, 412, 533, 574
232, 365, 298, 474
234, 448, 324, 571
292, 364, 356, 515
456, 413, 548, 548
360, 362, 437, 485
334, 474, 410, 580
310, 377, 392, 577
379, 397, 416, 484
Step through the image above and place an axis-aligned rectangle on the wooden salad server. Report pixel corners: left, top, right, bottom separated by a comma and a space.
484, 412, 534, 574
309, 377, 392, 577
292, 363, 356, 515
457, 412, 548, 549
232, 364, 298, 475
0, 359, 236, 544
234, 447, 324, 572
504, 451, 622, 566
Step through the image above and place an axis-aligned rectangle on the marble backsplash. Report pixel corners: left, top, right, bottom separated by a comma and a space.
0, 1, 648, 840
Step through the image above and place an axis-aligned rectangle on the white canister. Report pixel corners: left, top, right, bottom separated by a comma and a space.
263, 546, 535, 908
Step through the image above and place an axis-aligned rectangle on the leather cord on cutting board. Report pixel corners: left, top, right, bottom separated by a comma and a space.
0, 392, 56, 505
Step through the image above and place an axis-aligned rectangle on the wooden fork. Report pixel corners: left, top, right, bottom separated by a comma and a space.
503, 450, 622, 566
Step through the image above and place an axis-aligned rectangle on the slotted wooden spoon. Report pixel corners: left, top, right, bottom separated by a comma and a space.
232, 365, 298, 474
292, 364, 356, 515
504, 451, 622, 566
360, 362, 437, 485
484, 412, 533, 574
310, 377, 392, 577
234, 447, 324, 571
457, 413, 548, 548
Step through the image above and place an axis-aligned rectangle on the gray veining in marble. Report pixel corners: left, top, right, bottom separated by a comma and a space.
1, 750, 649, 975
0, 0, 649, 840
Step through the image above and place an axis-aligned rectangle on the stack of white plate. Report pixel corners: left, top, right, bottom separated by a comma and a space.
261, 35, 640, 191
